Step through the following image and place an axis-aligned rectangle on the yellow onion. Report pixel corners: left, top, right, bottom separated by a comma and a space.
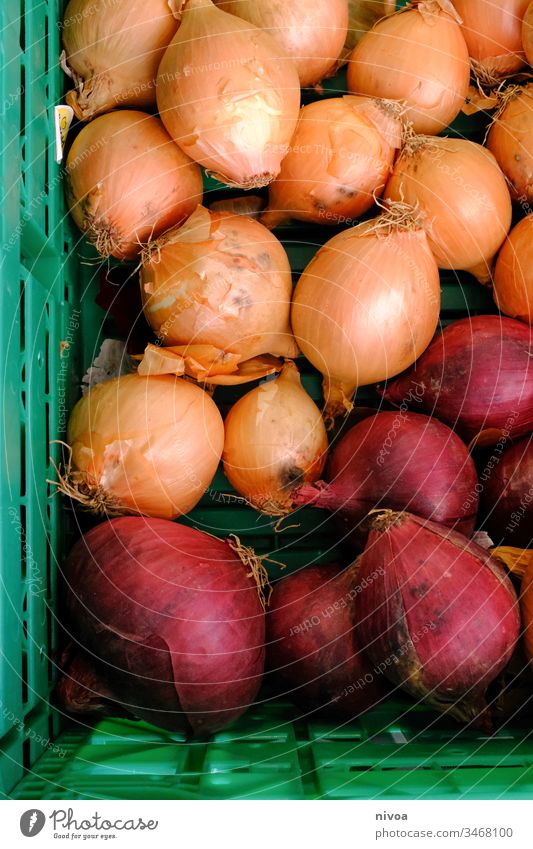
261, 96, 402, 229
213, 0, 348, 87
61, 0, 180, 121
156, 0, 301, 188
65, 111, 203, 259
493, 215, 533, 323
384, 135, 512, 284
492, 547, 533, 581
345, 1, 397, 52
453, 0, 530, 82
222, 361, 328, 514
53, 373, 224, 519
487, 85, 533, 206
291, 204, 441, 423
139, 205, 299, 375
347, 0, 470, 134
524, 2, 533, 64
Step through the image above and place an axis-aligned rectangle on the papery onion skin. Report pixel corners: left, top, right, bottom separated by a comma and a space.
291, 207, 441, 423
65, 111, 203, 260
293, 411, 479, 551
355, 511, 520, 729
62, 0, 180, 121
384, 136, 512, 284
57, 517, 265, 735
346, 2, 470, 135
266, 564, 388, 717
487, 85, 533, 207
214, 0, 348, 87
480, 436, 533, 549
222, 361, 328, 515
453, 0, 530, 79
381, 315, 533, 445
140, 205, 299, 361
493, 215, 533, 323
156, 0, 301, 188
65, 373, 224, 519
261, 96, 402, 229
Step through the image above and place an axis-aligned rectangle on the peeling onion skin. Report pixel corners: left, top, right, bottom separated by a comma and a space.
347, 2, 470, 135
384, 137, 512, 284
291, 211, 441, 423
355, 511, 520, 730
65, 111, 203, 260
493, 215, 533, 323
222, 361, 328, 515
67, 373, 224, 519
453, 0, 530, 79
62, 0, 180, 121
487, 85, 533, 208
140, 205, 299, 361
156, 0, 301, 188
213, 0, 348, 88
261, 96, 402, 229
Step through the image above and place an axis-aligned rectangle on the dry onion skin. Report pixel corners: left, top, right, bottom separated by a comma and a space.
61, 0, 180, 121
291, 204, 441, 424
222, 361, 328, 515
54, 373, 224, 520
261, 96, 402, 229
384, 135, 512, 284
156, 0, 301, 188
65, 111, 203, 260
487, 85, 533, 206
347, 0, 470, 135
453, 0, 530, 83
493, 215, 533, 323
140, 205, 299, 372
344, 1, 397, 53
213, 0, 348, 88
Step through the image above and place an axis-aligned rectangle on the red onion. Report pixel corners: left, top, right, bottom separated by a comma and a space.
293, 411, 479, 550
380, 315, 533, 445
56, 517, 266, 736
355, 511, 520, 729
480, 435, 533, 548
266, 564, 387, 717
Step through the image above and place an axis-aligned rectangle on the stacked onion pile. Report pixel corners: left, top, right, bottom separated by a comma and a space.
54, 0, 533, 736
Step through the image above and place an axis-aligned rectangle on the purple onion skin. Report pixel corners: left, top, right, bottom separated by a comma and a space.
293, 410, 478, 552
355, 511, 520, 730
380, 315, 533, 445
480, 435, 533, 547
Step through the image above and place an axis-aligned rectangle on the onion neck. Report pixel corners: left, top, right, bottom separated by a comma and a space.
322, 376, 356, 429
465, 258, 494, 286
291, 480, 368, 514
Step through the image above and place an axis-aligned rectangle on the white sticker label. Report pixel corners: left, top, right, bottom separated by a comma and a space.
54, 104, 74, 163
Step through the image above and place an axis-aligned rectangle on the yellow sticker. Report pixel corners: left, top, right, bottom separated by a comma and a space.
54, 104, 74, 164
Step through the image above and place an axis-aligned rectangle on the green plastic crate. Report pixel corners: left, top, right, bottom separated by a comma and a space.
2, 0, 533, 802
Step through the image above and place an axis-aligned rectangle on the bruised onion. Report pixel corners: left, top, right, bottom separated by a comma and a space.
453, 0, 529, 81
61, 0, 180, 121
356, 511, 520, 729
493, 215, 533, 323
266, 564, 387, 717
291, 204, 441, 423
222, 361, 328, 515
56, 517, 266, 735
261, 96, 402, 229
52, 373, 224, 519
384, 135, 512, 284
65, 111, 203, 259
381, 315, 533, 445
487, 85, 533, 207
156, 0, 300, 188
138, 205, 299, 379
347, 1, 470, 134
293, 411, 479, 549
480, 435, 533, 548
213, 0, 348, 87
